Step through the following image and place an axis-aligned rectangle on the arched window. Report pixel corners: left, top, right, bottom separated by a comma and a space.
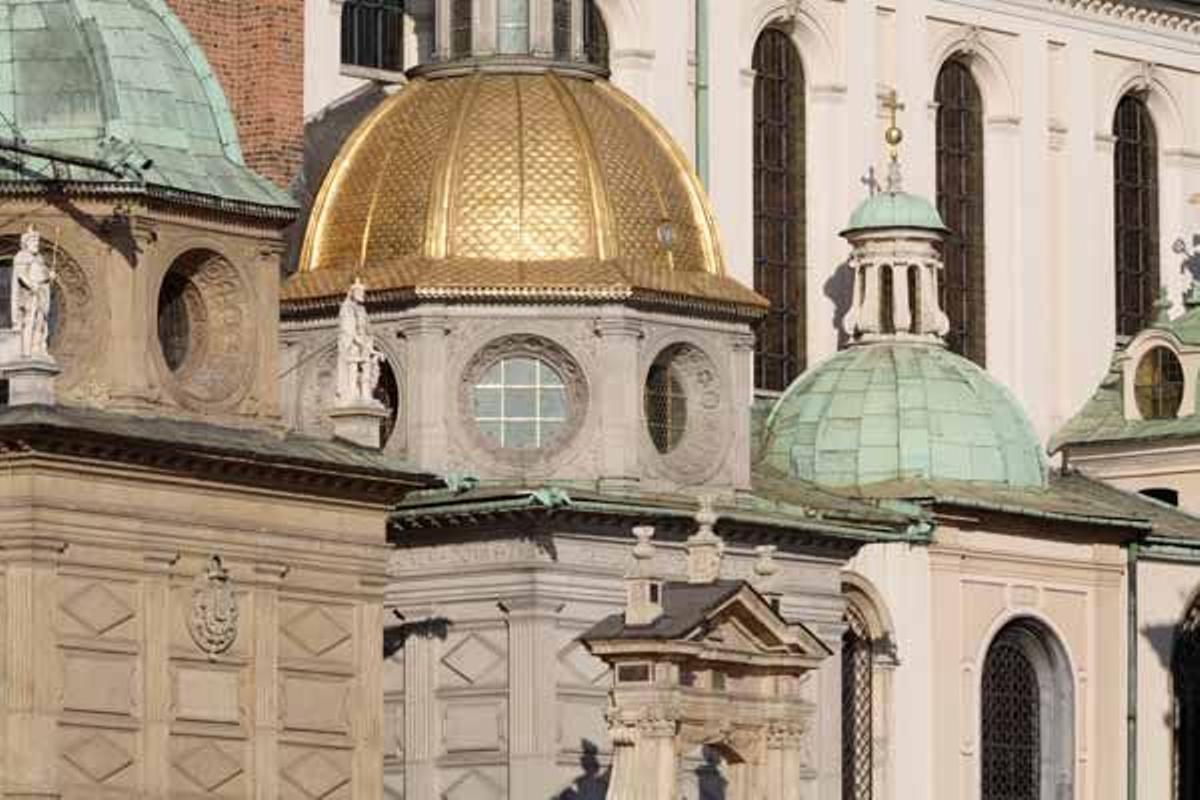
752, 27, 806, 392
936, 59, 986, 366
1175, 597, 1200, 798
1113, 94, 1159, 338
451, 0, 472, 58
583, 0, 608, 70
981, 619, 1074, 800
842, 604, 874, 800
341, 0, 405, 71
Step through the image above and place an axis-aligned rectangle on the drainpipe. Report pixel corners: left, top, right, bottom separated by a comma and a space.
694, 0, 709, 187
1127, 539, 1139, 800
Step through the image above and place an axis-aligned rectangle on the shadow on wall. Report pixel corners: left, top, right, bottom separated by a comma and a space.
556, 740, 609, 800
824, 260, 853, 350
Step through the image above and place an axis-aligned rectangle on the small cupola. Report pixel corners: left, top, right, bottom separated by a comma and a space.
841, 92, 952, 345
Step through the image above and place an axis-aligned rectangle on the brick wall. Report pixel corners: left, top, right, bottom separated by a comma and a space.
167, 0, 305, 190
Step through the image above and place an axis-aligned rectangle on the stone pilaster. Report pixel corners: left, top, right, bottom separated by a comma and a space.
352, 573, 387, 800
397, 315, 450, 472
403, 605, 437, 799
253, 561, 288, 800
141, 550, 179, 796
500, 595, 563, 798
3, 536, 66, 799
593, 316, 643, 490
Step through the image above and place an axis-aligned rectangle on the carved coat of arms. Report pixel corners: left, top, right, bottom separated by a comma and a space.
190, 555, 238, 659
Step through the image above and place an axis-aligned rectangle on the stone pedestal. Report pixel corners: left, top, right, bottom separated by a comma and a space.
328, 404, 388, 449
4, 359, 59, 406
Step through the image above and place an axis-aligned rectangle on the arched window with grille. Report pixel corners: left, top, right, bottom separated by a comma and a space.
935, 59, 986, 366
451, 0, 472, 58
842, 604, 874, 800
752, 27, 806, 392
582, 0, 608, 69
341, 0, 406, 71
1113, 94, 1160, 338
1175, 597, 1200, 798
981, 619, 1074, 800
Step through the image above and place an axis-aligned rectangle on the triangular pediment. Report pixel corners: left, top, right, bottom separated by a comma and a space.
689, 585, 831, 661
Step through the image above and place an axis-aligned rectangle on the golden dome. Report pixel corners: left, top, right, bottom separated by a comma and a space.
287, 72, 765, 315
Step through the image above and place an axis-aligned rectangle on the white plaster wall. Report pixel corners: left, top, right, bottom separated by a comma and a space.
303, 0, 1200, 444
1137, 557, 1200, 799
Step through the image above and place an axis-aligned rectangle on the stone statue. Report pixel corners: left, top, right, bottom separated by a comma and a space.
12, 226, 55, 361
335, 278, 383, 408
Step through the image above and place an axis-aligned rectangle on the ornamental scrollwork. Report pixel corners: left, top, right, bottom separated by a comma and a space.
189, 555, 239, 659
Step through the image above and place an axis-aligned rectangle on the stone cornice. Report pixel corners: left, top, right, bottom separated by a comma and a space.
1044, 0, 1200, 35
0, 417, 433, 505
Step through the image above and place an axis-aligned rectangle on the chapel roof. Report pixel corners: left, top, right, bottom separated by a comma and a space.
0, 0, 294, 216
285, 70, 765, 317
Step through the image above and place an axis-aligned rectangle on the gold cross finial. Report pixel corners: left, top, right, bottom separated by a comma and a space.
883, 89, 905, 161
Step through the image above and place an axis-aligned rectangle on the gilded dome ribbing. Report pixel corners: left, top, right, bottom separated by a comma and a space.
288, 72, 764, 314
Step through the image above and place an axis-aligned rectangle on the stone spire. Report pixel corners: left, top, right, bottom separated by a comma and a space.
841, 90, 952, 346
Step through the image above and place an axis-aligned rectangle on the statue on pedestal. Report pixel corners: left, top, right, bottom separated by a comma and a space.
12, 226, 55, 362
335, 278, 383, 408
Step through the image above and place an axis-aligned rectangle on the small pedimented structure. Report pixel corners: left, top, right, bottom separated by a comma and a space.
583, 575, 829, 800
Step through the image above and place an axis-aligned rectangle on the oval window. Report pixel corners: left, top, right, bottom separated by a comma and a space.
1135, 346, 1184, 419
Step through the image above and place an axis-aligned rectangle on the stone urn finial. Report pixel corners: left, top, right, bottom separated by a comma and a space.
685, 496, 724, 584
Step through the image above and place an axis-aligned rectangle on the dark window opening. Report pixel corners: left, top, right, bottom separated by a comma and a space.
981, 630, 1041, 800
842, 605, 874, 800
1141, 487, 1179, 506
645, 357, 687, 454
752, 27, 806, 391
936, 59, 987, 366
374, 358, 401, 445
341, 0, 405, 72
1176, 601, 1200, 798
451, 0, 472, 58
553, 0, 571, 60
1114, 94, 1159, 338
157, 271, 192, 373
582, 0, 608, 69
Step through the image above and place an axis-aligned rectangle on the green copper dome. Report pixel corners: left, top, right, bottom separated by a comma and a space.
0, 0, 292, 211
759, 343, 1046, 489
844, 190, 947, 235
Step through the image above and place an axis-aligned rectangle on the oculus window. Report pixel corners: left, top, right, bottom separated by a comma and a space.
1134, 346, 1183, 420
341, 0, 405, 72
472, 356, 568, 450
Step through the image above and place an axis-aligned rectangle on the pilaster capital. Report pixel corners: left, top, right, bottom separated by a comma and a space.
498, 595, 565, 619
143, 549, 180, 574
592, 317, 643, 340
395, 315, 451, 339
254, 561, 290, 585
1, 535, 68, 563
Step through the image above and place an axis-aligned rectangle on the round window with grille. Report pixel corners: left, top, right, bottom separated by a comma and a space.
1134, 346, 1184, 419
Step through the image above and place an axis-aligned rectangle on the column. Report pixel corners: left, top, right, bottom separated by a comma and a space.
403, 605, 437, 799
4, 536, 66, 799
141, 550, 178, 796
500, 596, 563, 798
641, 711, 679, 800
593, 315, 642, 491
253, 562, 288, 800
529, 0, 553, 57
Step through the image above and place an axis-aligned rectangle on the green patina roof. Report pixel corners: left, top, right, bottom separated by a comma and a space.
0, 0, 293, 212
759, 342, 1047, 489
1052, 303, 1200, 452
843, 190, 947, 234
